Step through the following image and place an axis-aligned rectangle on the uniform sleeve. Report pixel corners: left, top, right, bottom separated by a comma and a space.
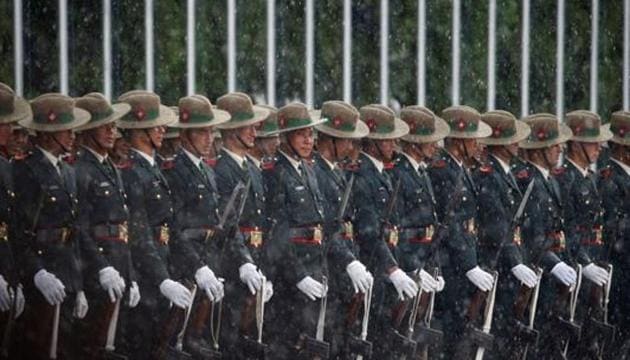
76, 165, 109, 274
520, 183, 561, 272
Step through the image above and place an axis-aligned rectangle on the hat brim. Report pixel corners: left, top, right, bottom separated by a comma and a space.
519, 123, 573, 149
447, 120, 493, 139
275, 117, 328, 135
115, 104, 177, 129
76, 103, 132, 132
315, 119, 370, 139
215, 106, 270, 130
366, 118, 410, 140
603, 124, 630, 146
401, 117, 450, 144
256, 130, 280, 138
570, 126, 614, 143
170, 108, 232, 129
479, 121, 532, 145
0, 97, 32, 124
19, 107, 91, 132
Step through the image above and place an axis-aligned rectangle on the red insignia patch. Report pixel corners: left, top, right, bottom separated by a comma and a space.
516, 169, 530, 179
479, 164, 493, 174
366, 119, 377, 131
599, 167, 612, 179
115, 159, 133, 170
204, 158, 217, 167
278, 114, 287, 129
261, 160, 275, 171
536, 129, 547, 140
457, 118, 466, 130
431, 159, 447, 169
493, 127, 502, 137
384, 162, 394, 170
161, 160, 175, 170
62, 154, 76, 165
333, 116, 343, 128
552, 167, 565, 176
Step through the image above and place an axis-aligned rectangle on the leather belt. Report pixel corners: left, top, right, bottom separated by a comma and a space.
401, 225, 435, 244
578, 225, 604, 246
93, 222, 128, 243
240, 226, 263, 248
548, 231, 566, 252
289, 225, 323, 245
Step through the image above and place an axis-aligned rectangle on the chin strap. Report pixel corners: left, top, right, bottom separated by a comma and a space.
51, 133, 71, 154
144, 129, 158, 151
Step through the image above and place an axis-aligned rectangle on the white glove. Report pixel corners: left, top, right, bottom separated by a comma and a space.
99, 266, 126, 302
465, 266, 495, 292
73, 291, 89, 319
346, 260, 373, 293
550, 262, 577, 286
195, 266, 224, 302
511, 264, 538, 288
389, 269, 419, 300
128, 281, 141, 308
0, 275, 9, 311
583, 263, 608, 286
296, 276, 326, 301
159, 279, 193, 309
436, 276, 445, 292
239, 263, 263, 295
263, 281, 274, 303
34, 269, 66, 305
418, 269, 439, 292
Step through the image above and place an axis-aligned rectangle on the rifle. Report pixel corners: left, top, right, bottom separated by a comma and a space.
300, 276, 330, 359
0, 288, 15, 360
511, 268, 543, 360
239, 274, 270, 359
91, 298, 127, 360
153, 288, 193, 360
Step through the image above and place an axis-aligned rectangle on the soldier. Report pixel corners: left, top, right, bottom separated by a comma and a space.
352, 104, 418, 358
12, 93, 90, 359
72, 92, 140, 357
311, 100, 373, 358
474, 110, 538, 358
516, 113, 577, 358
115, 90, 194, 358
158, 124, 181, 162
247, 104, 281, 169
427, 105, 494, 356
601, 111, 630, 355
264, 102, 329, 358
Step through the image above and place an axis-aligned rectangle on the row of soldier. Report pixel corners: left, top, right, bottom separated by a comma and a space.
0, 81, 628, 359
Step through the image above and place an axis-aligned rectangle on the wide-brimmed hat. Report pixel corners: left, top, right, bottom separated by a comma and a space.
442, 105, 492, 139
605, 110, 630, 146
19, 93, 90, 132
360, 104, 409, 140
75, 92, 131, 132
255, 104, 280, 138
564, 110, 613, 143
314, 101, 369, 139
479, 110, 531, 145
275, 102, 327, 134
400, 105, 449, 144
215, 92, 269, 130
171, 94, 230, 129
0, 82, 31, 124
115, 90, 176, 129
519, 113, 573, 149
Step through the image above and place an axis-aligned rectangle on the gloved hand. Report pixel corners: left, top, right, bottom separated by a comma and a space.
34, 269, 66, 305
418, 269, 439, 292
263, 281, 274, 303
73, 291, 89, 319
389, 269, 418, 300
436, 276, 445, 292
239, 263, 263, 295
0, 275, 9, 311
583, 263, 608, 286
296, 276, 326, 301
551, 262, 577, 286
346, 260, 373, 293
511, 264, 538, 288
99, 266, 126, 302
128, 281, 141, 308
465, 266, 495, 292
159, 279, 193, 309
195, 266, 224, 302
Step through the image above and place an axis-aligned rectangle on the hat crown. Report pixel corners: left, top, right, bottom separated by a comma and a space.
523, 113, 561, 142
31, 93, 78, 125
0, 83, 16, 115
118, 90, 162, 122
321, 101, 360, 132
611, 110, 630, 140
442, 105, 481, 134
401, 106, 436, 135
217, 92, 256, 119
277, 102, 314, 130
255, 104, 279, 134
178, 94, 216, 124
75, 92, 115, 120
482, 110, 518, 138
360, 104, 396, 134
565, 110, 602, 137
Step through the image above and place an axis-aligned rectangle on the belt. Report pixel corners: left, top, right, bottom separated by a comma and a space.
0, 222, 7, 241
341, 221, 354, 240
240, 226, 264, 248
154, 224, 170, 245
580, 225, 604, 246
463, 219, 477, 235
289, 225, 323, 245
548, 231, 566, 252
93, 222, 129, 243
35, 227, 73, 245
384, 225, 399, 248
400, 225, 435, 244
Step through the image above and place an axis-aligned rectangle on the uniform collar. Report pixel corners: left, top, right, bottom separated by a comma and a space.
246, 153, 261, 169
83, 145, 108, 164
491, 154, 511, 174
183, 148, 203, 168
446, 150, 464, 169
320, 154, 336, 171
37, 146, 61, 168
529, 161, 550, 180
361, 151, 384, 174
279, 150, 302, 173
131, 148, 156, 167
611, 158, 630, 177
222, 146, 247, 168
401, 152, 421, 172
566, 157, 589, 178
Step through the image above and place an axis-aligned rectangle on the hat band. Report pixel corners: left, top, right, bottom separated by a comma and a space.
490, 126, 516, 138
180, 111, 214, 124
366, 119, 395, 134
448, 119, 479, 132
90, 108, 115, 122
34, 111, 74, 125
611, 124, 628, 138
529, 128, 559, 142
410, 125, 435, 136
122, 108, 160, 122
572, 127, 600, 137
281, 117, 312, 129
322, 116, 356, 132
259, 121, 279, 133
231, 111, 256, 122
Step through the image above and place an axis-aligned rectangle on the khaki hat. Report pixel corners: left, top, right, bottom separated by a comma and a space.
215, 92, 269, 130
479, 110, 531, 145
255, 104, 280, 138
314, 101, 369, 139
605, 110, 630, 146
164, 126, 180, 140
400, 105, 450, 144
442, 105, 492, 139
564, 110, 613, 143
19, 93, 91, 132
275, 102, 327, 134
0, 82, 31, 124
115, 90, 176, 129
519, 113, 573, 149
360, 104, 409, 140
75, 92, 131, 132
171, 94, 230, 128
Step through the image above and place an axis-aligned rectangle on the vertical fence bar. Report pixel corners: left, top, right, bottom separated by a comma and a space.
59, 0, 68, 94
487, 0, 496, 110
380, 0, 389, 105
452, 0, 461, 105
625, 0, 630, 110
187, 0, 195, 95
103, 0, 112, 100
417, 0, 426, 106
556, 0, 565, 119
14, 0, 23, 96
521, 0, 530, 116
343, 0, 352, 103
227, 0, 236, 92
590, 0, 598, 113
305, 0, 314, 107
145, 0, 154, 91
267, 0, 275, 106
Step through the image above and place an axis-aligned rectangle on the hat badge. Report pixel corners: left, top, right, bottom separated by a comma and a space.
493, 127, 502, 137
619, 126, 627, 137
332, 116, 342, 128
181, 109, 190, 122
47, 111, 57, 123
536, 128, 547, 140
457, 118, 466, 130
135, 107, 146, 121
366, 118, 376, 131
278, 114, 287, 128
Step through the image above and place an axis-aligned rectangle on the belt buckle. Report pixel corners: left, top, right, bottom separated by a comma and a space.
556, 231, 566, 251
119, 223, 129, 243
343, 222, 354, 239
594, 226, 603, 245
387, 226, 399, 247
159, 225, 170, 245
313, 226, 323, 245
250, 228, 263, 248
60, 228, 71, 243
466, 219, 477, 235
425, 225, 434, 241
513, 226, 522, 246
0, 223, 7, 241
204, 228, 215, 242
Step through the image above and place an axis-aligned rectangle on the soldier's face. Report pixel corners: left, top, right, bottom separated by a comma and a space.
333, 138, 353, 159
147, 126, 165, 148
287, 127, 314, 158
186, 127, 214, 157
236, 125, 257, 148
259, 136, 280, 156
462, 139, 478, 158
8, 128, 29, 156
545, 144, 563, 167
419, 142, 438, 160
375, 139, 396, 161
0, 124, 11, 146
582, 142, 601, 163
91, 122, 116, 150
52, 130, 75, 153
